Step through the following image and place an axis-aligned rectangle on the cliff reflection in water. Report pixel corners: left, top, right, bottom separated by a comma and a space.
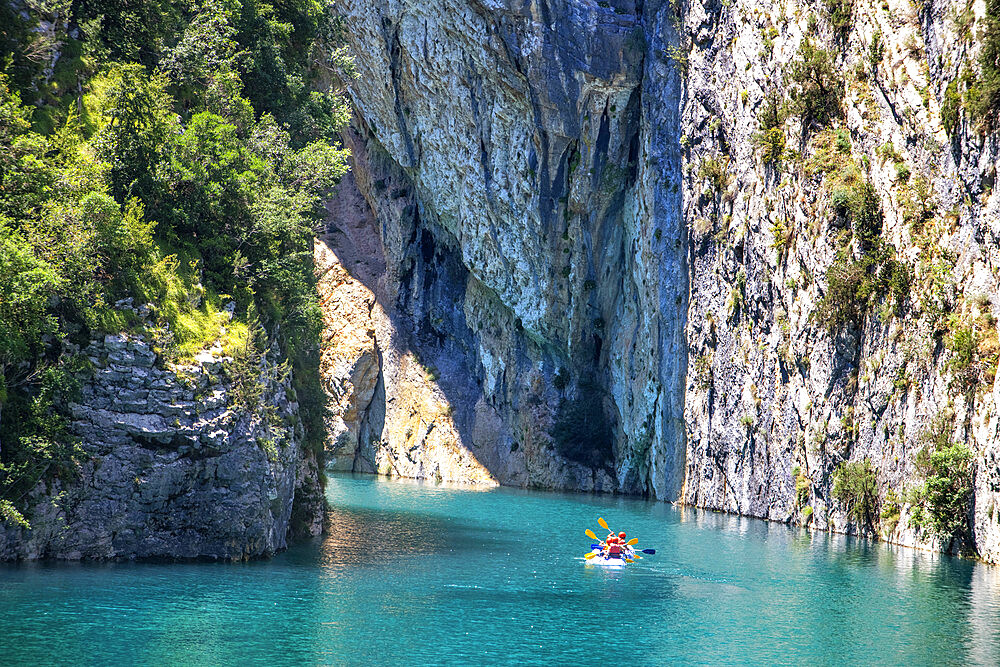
317, 474, 505, 568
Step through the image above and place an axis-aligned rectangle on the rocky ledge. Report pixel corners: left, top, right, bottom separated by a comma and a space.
0, 331, 323, 561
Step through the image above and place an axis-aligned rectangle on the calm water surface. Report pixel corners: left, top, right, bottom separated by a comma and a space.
3, 474, 1000, 665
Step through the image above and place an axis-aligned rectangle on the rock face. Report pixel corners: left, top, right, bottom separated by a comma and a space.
676, 0, 1000, 559
335, 0, 1000, 560
331, 0, 684, 495
316, 178, 497, 486
0, 332, 323, 560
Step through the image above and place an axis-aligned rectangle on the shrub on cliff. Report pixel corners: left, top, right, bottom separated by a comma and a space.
813, 167, 911, 332
814, 242, 910, 332
753, 91, 787, 165
787, 39, 842, 131
832, 458, 879, 531
823, 0, 854, 38
945, 309, 999, 395
908, 443, 975, 548
967, 0, 1000, 131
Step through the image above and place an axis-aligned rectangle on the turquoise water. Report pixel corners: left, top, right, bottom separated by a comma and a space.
3, 474, 1000, 666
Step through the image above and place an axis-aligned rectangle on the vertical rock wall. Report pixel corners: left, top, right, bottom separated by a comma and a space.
331, 0, 689, 494
335, 0, 1000, 560
677, 0, 1000, 560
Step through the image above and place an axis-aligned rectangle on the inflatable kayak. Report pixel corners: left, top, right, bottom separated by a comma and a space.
583, 519, 655, 567
585, 548, 631, 567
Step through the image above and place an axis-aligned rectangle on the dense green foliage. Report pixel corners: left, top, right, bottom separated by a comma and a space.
945, 308, 999, 394
813, 173, 910, 333
823, 0, 853, 38
815, 245, 910, 331
0, 0, 350, 527
787, 39, 842, 131
809, 131, 911, 332
939, 0, 1000, 133
832, 458, 878, 531
753, 93, 786, 165
909, 443, 975, 547
967, 0, 1000, 131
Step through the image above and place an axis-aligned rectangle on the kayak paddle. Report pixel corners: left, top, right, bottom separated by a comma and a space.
598, 517, 610, 531
585, 529, 599, 540
627, 537, 639, 546
639, 548, 655, 554
584, 552, 598, 559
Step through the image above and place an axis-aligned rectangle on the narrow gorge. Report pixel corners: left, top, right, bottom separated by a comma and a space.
322, 0, 1000, 562
2, 0, 999, 566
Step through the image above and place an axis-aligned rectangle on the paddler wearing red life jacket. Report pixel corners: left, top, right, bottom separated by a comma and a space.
605, 534, 623, 558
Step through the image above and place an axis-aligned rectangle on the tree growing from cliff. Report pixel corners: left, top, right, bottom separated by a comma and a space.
909, 444, 976, 549
753, 91, 787, 165
832, 459, 879, 532
787, 39, 842, 132
967, 0, 1000, 131
90, 64, 176, 204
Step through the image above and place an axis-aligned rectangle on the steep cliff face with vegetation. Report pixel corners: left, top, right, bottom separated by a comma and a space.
330, 0, 1000, 561
3, 0, 999, 563
0, 0, 346, 558
679, 0, 1000, 560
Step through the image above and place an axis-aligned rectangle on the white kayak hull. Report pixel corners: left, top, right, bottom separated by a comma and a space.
586, 549, 629, 567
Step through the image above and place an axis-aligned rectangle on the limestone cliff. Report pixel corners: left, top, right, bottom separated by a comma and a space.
328, 0, 685, 495
0, 322, 323, 560
332, 0, 1000, 560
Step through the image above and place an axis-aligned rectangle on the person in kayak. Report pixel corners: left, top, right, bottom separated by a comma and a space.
604, 535, 623, 559
618, 532, 636, 559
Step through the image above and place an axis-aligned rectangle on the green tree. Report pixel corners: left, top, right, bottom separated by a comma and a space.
159, 0, 245, 115
787, 39, 842, 130
967, 0, 1000, 130
90, 64, 176, 203
909, 444, 975, 547
0, 223, 62, 387
832, 459, 879, 531
0, 74, 55, 220
81, 193, 157, 296
73, 0, 182, 68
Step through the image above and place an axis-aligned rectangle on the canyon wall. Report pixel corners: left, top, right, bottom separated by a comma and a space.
333, 0, 1000, 560
328, 0, 688, 497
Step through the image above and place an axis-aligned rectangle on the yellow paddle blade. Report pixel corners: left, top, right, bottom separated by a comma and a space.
585, 529, 598, 540
627, 537, 639, 546
625, 559, 634, 563
632, 554, 642, 559
598, 517, 609, 531
584, 552, 597, 559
